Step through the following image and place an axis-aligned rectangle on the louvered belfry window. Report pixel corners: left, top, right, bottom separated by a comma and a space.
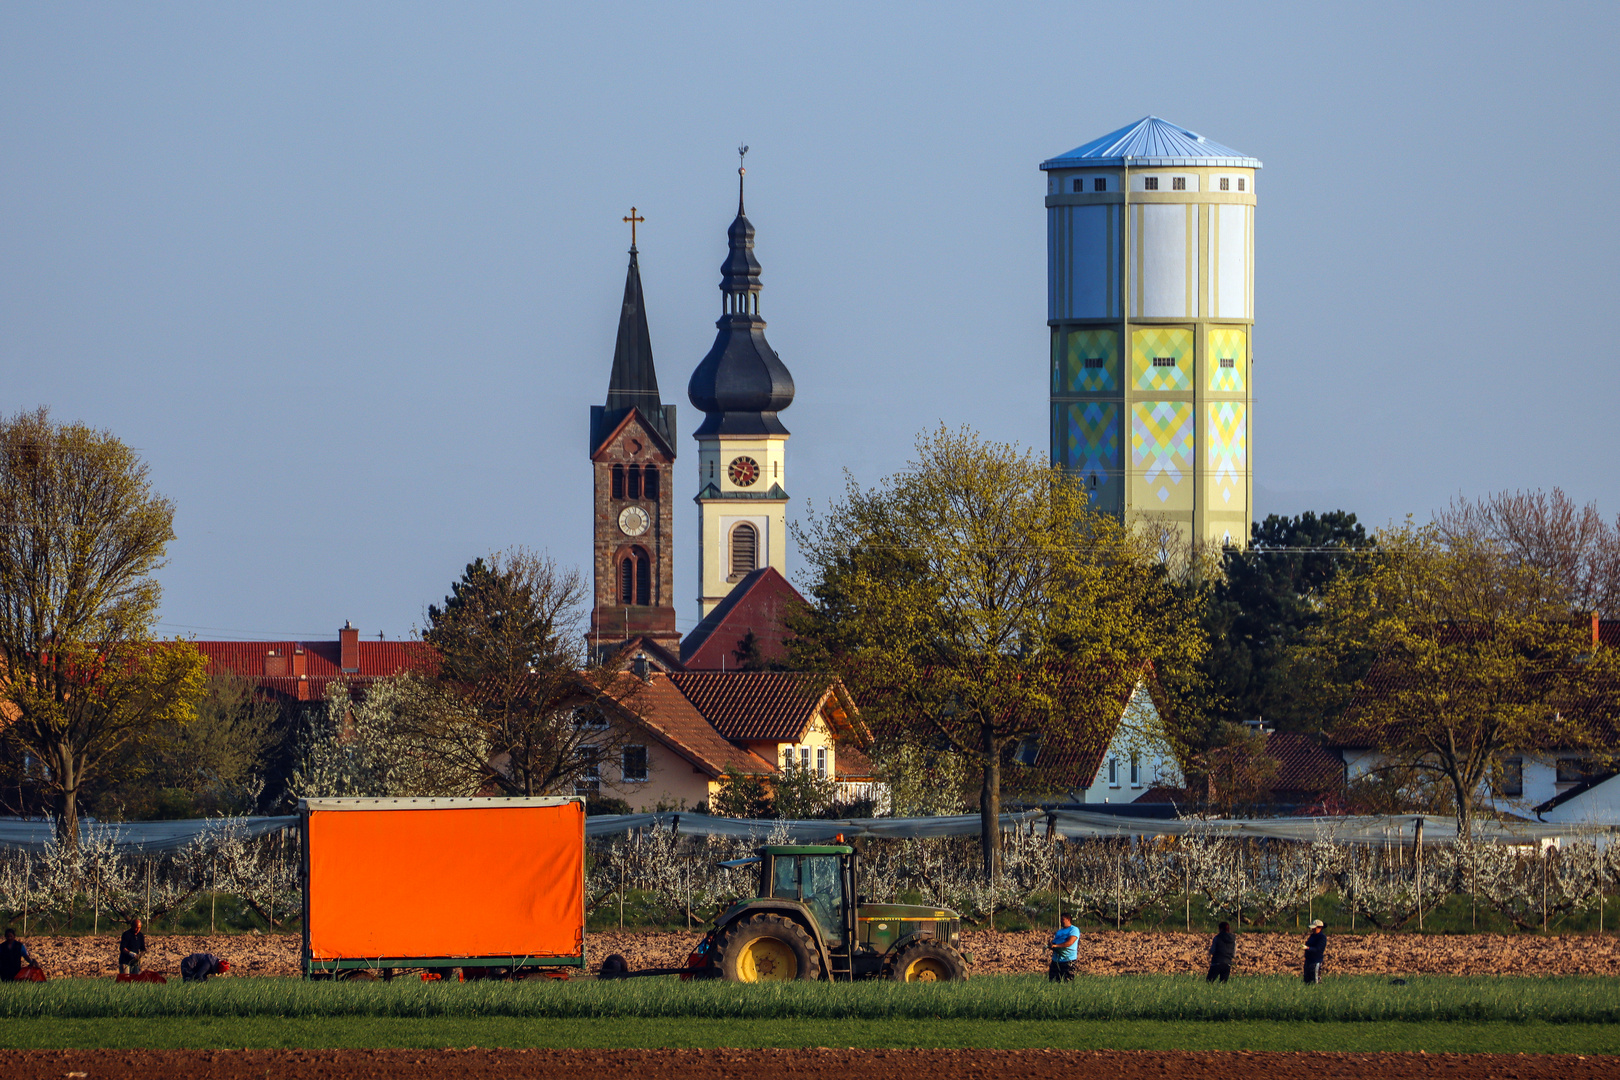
730, 523, 758, 578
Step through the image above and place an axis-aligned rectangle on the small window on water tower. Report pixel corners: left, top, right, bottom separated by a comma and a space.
1094, 178, 1106, 192
1172, 177, 1186, 190
1237, 178, 1246, 191
1219, 358, 1235, 369
1072, 178, 1084, 193
1143, 177, 1159, 191
1152, 357, 1176, 368
1219, 177, 1230, 191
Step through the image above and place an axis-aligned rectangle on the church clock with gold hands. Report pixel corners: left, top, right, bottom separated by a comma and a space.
618, 506, 650, 536
727, 456, 760, 487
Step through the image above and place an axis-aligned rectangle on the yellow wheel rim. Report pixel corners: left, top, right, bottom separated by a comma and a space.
738, 937, 798, 982
904, 957, 949, 982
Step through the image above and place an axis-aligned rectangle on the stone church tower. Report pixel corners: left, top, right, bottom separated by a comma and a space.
688, 162, 795, 617
587, 230, 681, 658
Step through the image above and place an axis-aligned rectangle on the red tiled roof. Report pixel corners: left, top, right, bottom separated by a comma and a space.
194, 639, 435, 701
600, 673, 775, 777
834, 743, 877, 780
669, 671, 843, 743
680, 567, 806, 670
1267, 731, 1343, 795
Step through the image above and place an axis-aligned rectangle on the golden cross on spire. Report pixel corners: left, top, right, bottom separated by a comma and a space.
623, 206, 645, 249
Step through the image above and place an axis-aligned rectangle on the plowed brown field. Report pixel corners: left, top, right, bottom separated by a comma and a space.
24, 929, 1620, 979
0, 1048, 1615, 1080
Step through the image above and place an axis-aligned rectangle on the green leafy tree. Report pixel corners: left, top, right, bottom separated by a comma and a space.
790, 426, 1207, 877
287, 676, 475, 799
1197, 512, 1374, 741
1316, 521, 1619, 834
421, 548, 622, 796
0, 408, 207, 844
95, 672, 278, 819
711, 767, 772, 818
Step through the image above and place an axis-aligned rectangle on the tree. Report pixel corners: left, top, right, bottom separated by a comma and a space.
1198, 512, 1375, 740
0, 409, 207, 844
421, 548, 620, 797
1316, 522, 1618, 834
791, 426, 1207, 877
1436, 488, 1620, 617
286, 676, 476, 799
95, 671, 279, 820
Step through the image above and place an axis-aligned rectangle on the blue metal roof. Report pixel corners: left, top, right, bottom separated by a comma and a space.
1041, 116, 1261, 171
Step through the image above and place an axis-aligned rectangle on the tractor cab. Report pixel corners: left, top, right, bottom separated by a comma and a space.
698, 843, 968, 983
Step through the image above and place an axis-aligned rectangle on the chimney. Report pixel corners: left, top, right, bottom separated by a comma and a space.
292, 646, 307, 678
1594, 611, 1601, 647
632, 652, 651, 682
340, 621, 359, 673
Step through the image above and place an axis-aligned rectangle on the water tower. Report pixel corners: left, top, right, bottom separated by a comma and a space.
1041, 116, 1260, 546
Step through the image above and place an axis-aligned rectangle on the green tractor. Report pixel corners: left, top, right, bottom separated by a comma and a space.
685, 843, 970, 983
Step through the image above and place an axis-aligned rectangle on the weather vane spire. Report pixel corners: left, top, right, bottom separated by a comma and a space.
622, 206, 645, 251
737, 143, 749, 215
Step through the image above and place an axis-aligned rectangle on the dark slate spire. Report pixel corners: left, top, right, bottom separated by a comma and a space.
688, 155, 795, 439
591, 237, 675, 453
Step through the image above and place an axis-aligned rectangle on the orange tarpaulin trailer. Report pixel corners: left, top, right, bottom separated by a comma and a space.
299, 797, 586, 974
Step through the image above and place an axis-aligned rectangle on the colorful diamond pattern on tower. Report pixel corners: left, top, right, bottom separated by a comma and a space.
1131, 327, 1193, 391
1067, 402, 1119, 476
1131, 401, 1194, 504
1066, 329, 1120, 392
1208, 328, 1247, 392
1208, 402, 1246, 506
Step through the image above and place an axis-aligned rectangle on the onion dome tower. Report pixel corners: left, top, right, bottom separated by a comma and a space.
587, 212, 681, 658
1041, 116, 1260, 547
688, 151, 795, 617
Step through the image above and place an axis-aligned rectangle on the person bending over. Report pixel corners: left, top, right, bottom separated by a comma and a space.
180, 953, 231, 983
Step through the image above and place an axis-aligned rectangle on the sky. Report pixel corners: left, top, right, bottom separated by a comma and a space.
2, 2, 1618, 643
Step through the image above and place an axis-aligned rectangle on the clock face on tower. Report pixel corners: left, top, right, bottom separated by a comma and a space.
618, 506, 650, 536
728, 456, 760, 487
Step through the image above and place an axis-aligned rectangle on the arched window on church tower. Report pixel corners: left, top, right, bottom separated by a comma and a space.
730, 523, 758, 580
619, 554, 635, 604
642, 466, 658, 501
611, 464, 625, 500
635, 548, 651, 606
626, 464, 642, 500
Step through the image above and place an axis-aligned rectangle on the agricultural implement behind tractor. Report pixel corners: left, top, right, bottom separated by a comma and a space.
605, 843, 970, 983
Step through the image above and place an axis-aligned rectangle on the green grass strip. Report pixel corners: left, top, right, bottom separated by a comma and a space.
3, 1016, 1617, 1053
2, 975, 1618, 1025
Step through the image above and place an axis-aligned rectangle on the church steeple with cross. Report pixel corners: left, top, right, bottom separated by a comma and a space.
588, 210, 680, 658
688, 149, 796, 617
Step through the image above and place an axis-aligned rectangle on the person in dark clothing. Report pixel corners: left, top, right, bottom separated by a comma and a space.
1206, 921, 1236, 983
1303, 920, 1327, 983
179, 953, 230, 983
0, 929, 34, 981
119, 919, 147, 976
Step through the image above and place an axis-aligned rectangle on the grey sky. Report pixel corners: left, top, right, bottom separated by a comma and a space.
3, 2, 1617, 642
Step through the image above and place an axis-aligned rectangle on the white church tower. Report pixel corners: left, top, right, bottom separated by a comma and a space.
687, 157, 795, 617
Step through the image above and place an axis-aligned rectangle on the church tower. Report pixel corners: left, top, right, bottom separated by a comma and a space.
1042, 117, 1260, 547
688, 157, 795, 617
588, 217, 681, 658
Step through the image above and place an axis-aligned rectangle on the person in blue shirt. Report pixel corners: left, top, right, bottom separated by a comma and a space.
1047, 914, 1080, 982
0, 929, 34, 982
1303, 920, 1327, 983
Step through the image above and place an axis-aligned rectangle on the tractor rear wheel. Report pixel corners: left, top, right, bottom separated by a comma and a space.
887, 940, 968, 982
713, 913, 822, 983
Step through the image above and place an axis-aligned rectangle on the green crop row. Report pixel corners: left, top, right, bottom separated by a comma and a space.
1, 974, 1617, 1025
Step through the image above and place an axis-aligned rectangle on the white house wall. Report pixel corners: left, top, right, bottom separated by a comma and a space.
1074, 685, 1183, 804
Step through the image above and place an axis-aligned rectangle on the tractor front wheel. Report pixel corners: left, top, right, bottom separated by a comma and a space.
887, 941, 968, 982
714, 914, 823, 983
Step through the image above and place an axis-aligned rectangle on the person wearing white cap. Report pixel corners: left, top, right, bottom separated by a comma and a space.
1302, 919, 1327, 984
